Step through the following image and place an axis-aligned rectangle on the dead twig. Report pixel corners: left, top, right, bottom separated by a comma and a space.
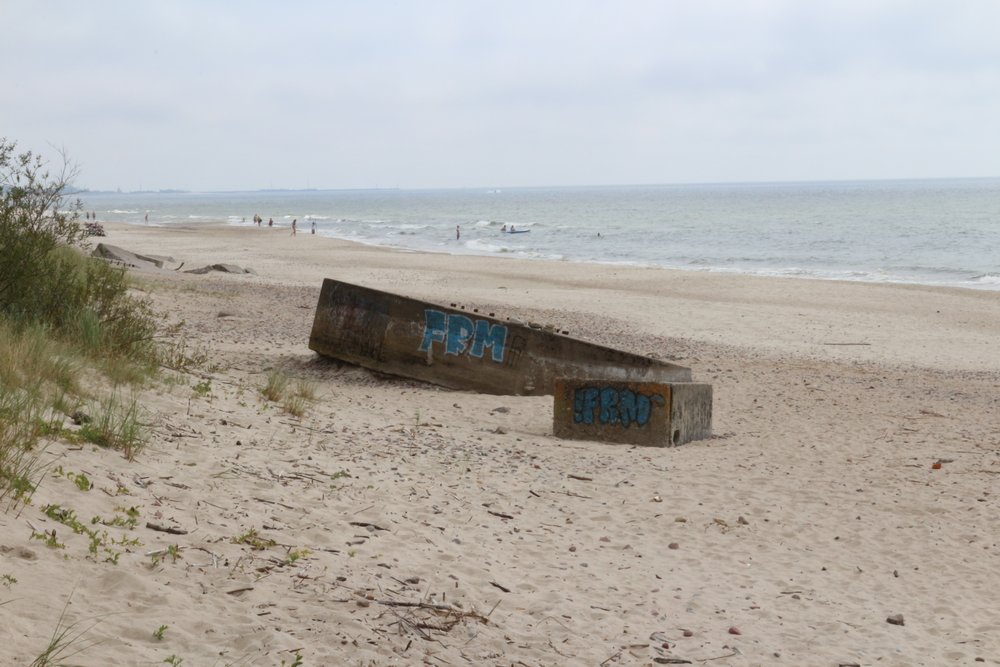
349, 521, 389, 531
145, 522, 188, 535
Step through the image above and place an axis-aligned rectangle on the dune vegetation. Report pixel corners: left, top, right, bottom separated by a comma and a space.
0, 138, 161, 511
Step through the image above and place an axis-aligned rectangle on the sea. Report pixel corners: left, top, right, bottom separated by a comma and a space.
78, 178, 1000, 291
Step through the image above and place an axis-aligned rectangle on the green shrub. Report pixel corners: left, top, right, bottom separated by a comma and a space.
0, 139, 158, 367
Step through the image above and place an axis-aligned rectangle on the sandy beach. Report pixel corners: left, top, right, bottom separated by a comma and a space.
2, 221, 999, 666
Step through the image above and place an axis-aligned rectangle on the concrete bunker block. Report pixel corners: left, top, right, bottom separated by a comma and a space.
553, 380, 712, 446
308, 279, 693, 396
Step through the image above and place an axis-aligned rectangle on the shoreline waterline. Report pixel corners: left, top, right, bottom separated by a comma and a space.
106, 217, 1000, 295
81, 178, 1000, 293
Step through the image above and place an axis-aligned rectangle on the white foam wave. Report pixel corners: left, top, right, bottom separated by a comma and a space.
464, 239, 507, 253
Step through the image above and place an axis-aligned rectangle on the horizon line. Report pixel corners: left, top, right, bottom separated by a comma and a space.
71, 174, 1000, 196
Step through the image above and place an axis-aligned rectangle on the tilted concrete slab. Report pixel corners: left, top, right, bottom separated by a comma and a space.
308, 279, 693, 396
91, 243, 169, 270
553, 380, 713, 446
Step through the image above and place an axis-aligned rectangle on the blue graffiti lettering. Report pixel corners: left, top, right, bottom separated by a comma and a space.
471, 319, 508, 362
446, 314, 475, 355
573, 387, 600, 424
574, 387, 665, 428
419, 310, 448, 352
419, 309, 508, 363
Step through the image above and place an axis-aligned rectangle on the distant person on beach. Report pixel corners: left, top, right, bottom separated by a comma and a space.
291, 219, 297, 236
311, 220, 316, 235
268, 218, 273, 227
144, 213, 148, 224
456, 225, 461, 240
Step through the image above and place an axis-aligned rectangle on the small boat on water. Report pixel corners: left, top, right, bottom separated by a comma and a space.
504, 229, 530, 234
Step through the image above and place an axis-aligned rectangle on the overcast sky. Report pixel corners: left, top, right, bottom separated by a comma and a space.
3, 1, 999, 191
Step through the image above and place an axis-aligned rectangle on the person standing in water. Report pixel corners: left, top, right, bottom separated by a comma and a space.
311, 220, 316, 235
291, 219, 297, 236
456, 225, 461, 240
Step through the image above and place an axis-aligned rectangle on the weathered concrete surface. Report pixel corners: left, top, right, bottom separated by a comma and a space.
553, 380, 712, 446
308, 279, 693, 396
185, 263, 256, 275
91, 243, 169, 270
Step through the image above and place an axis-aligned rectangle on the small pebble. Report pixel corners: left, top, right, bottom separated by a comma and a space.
728, 626, 742, 635
886, 613, 905, 626
668, 542, 680, 550
682, 629, 694, 637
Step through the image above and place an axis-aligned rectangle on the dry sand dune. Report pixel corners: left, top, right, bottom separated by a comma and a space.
2, 222, 999, 666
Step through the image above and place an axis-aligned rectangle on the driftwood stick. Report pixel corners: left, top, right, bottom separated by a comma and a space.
146, 522, 188, 535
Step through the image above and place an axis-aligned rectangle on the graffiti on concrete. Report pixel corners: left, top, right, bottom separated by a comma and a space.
419, 309, 509, 363
573, 386, 666, 428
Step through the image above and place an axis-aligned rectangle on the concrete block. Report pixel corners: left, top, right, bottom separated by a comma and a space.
308, 279, 694, 396
91, 243, 166, 269
553, 380, 712, 446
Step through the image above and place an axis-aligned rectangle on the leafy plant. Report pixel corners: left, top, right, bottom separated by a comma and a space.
192, 378, 212, 398
231, 527, 276, 551
31, 530, 65, 549
153, 624, 168, 640
71, 471, 91, 491
93, 505, 140, 529
286, 548, 311, 564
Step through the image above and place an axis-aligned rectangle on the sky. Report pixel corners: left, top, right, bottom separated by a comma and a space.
2, 1, 999, 191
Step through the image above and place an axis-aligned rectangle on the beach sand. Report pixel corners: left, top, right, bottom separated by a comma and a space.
2, 222, 999, 666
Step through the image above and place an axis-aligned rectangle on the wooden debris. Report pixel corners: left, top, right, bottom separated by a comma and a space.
145, 522, 188, 535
